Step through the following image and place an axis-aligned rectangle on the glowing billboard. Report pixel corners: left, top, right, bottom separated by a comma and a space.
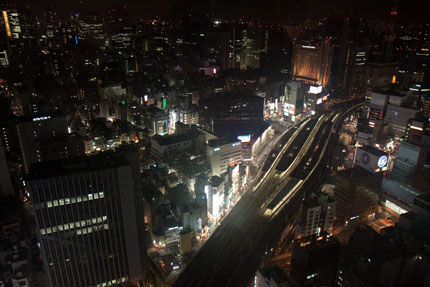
237, 134, 251, 143
309, 85, 322, 94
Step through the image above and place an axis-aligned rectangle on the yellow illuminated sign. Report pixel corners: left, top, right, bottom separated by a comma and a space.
392, 75, 396, 84
2, 11, 11, 37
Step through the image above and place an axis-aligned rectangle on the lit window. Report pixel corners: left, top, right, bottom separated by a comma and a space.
97, 217, 102, 223
99, 192, 104, 198
77, 229, 82, 235
59, 199, 64, 206
69, 222, 74, 229
92, 218, 97, 224
71, 197, 76, 203
88, 194, 93, 200
94, 193, 99, 199
46, 228, 52, 234
82, 195, 88, 201
104, 224, 109, 230
65, 198, 70, 204
40, 229, 46, 235
58, 225, 63, 231
77, 197, 82, 203
87, 227, 92, 233
47, 201, 53, 208
81, 220, 86, 227
53, 200, 58, 207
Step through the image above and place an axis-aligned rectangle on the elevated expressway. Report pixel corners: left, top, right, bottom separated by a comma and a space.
173, 104, 362, 287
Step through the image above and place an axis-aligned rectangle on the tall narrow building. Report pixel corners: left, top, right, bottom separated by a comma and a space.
292, 41, 333, 87
27, 152, 144, 287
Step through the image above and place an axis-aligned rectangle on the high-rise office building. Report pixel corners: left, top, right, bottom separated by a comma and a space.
242, 28, 266, 69
392, 141, 429, 183
334, 166, 382, 222
341, 46, 368, 98
16, 115, 85, 174
385, 104, 419, 138
207, 138, 242, 176
292, 41, 333, 87
228, 24, 247, 69
296, 192, 336, 239
27, 152, 144, 287
199, 92, 265, 134
366, 62, 399, 91
284, 81, 305, 121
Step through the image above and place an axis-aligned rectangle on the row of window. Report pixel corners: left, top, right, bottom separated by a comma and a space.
35, 192, 105, 209
76, 223, 109, 235
93, 276, 128, 287
40, 216, 108, 235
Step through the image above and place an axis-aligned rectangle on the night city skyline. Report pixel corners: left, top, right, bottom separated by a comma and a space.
0, 0, 430, 287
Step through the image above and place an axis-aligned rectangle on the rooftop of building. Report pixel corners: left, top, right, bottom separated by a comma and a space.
152, 130, 196, 146
208, 176, 224, 187
28, 151, 129, 180
382, 178, 422, 205
213, 121, 270, 142
360, 145, 387, 157
207, 137, 239, 148
339, 165, 379, 180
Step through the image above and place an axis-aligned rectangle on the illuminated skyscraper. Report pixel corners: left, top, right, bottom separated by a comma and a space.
27, 152, 144, 287
292, 41, 333, 87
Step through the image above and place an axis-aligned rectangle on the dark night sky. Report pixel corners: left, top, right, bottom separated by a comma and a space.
9, 0, 428, 23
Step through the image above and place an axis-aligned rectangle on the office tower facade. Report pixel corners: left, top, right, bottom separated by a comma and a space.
405, 119, 428, 144
366, 62, 399, 91
204, 176, 226, 219
296, 193, 336, 238
228, 25, 247, 69
292, 41, 333, 87
242, 28, 266, 69
367, 91, 389, 127
284, 81, 305, 121
334, 166, 382, 222
385, 104, 419, 138
27, 153, 144, 287
392, 141, 429, 183
16, 115, 85, 174
207, 138, 242, 176
199, 92, 265, 134
341, 46, 368, 98
205, 30, 229, 70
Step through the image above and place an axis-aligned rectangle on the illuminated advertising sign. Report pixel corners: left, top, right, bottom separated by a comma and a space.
2, 11, 11, 37
237, 134, 251, 143
33, 116, 51, 122
309, 85, 322, 94
288, 104, 295, 115
354, 147, 389, 173
322, 95, 329, 101
377, 156, 388, 168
